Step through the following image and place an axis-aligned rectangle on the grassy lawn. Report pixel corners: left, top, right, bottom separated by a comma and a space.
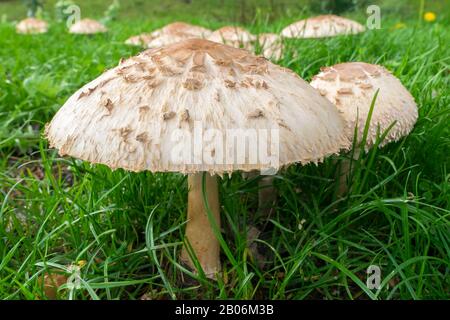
0, 1, 449, 300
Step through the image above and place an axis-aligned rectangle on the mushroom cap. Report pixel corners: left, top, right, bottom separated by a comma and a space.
310, 62, 418, 149
208, 26, 256, 50
257, 33, 284, 61
69, 19, 108, 34
281, 15, 365, 39
16, 17, 48, 34
125, 33, 154, 47
45, 39, 348, 174
150, 22, 212, 38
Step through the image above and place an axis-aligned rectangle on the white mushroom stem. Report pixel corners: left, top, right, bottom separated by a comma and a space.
243, 171, 276, 216
336, 147, 361, 197
258, 175, 276, 216
180, 173, 221, 278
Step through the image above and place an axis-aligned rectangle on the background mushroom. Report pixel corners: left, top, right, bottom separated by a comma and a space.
69, 18, 108, 35
207, 26, 256, 50
244, 33, 283, 218
125, 33, 154, 47
281, 15, 365, 39
16, 17, 48, 34
150, 21, 211, 39
45, 39, 348, 278
256, 33, 284, 61
310, 62, 418, 195
146, 33, 193, 49
146, 22, 212, 48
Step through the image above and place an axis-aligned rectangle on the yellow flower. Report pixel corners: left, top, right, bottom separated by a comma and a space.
424, 12, 436, 22
77, 260, 87, 268
394, 22, 407, 29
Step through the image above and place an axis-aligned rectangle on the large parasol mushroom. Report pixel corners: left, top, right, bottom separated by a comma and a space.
45, 39, 348, 278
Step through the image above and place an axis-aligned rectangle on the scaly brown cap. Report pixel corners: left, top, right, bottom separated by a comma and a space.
46, 39, 349, 174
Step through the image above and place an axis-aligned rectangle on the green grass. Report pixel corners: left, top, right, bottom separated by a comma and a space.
2, 0, 449, 23
0, 8, 449, 300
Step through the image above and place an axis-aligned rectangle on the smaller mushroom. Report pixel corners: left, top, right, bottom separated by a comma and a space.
125, 33, 154, 47
16, 17, 48, 34
147, 33, 192, 49
257, 33, 284, 61
146, 22, 212, 48
69, 19, 108, 35
208, 26, 256, 50
281, 15, 365, 39
150, 22, 212, 39
310, 62, 418, 196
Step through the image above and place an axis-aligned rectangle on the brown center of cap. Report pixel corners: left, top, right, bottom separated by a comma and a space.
144, 39, 268, 73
